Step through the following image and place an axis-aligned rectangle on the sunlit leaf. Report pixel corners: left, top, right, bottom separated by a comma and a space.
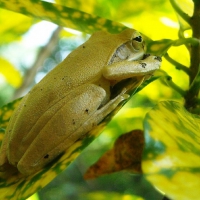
84, 130, 144, 179
170, 0, 193, 31
142, 101, 200, 200
147, 39, 174, 56
0, 0, 125, 34
0, 9, 34, 44
26, 193, 39, 200
82, 191, 145, 200
0, 58, 22, 87
0, 97, 22, 131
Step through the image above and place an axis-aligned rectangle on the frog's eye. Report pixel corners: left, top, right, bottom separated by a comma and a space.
133, 35, 143, 43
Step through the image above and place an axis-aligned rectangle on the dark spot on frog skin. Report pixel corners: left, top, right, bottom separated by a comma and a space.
82, 45, 86, 48
154, 56, 162, 62
72, 119, 76, 125
143, 54, 150, 59
62, 76, 67, 80
85, 109, 89, 113
140, 63, 147, 68
44, 154, 49, 159
92, 122, 97, 127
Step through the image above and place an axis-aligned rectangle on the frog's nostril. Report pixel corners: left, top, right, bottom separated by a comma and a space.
154, 56, 162, 62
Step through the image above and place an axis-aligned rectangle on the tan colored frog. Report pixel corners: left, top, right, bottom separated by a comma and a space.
0, 28, 161, 176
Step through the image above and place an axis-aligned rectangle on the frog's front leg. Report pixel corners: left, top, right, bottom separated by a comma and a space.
103, 55, 161, 81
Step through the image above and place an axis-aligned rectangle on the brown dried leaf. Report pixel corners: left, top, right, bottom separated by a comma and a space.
84, 129, 144, 179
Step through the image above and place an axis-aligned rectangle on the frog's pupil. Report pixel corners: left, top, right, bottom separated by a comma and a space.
133, 36, 142, 42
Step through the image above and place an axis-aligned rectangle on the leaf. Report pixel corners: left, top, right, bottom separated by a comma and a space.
146, 39, 174, 56
0, 58, 22, 88
142, 101, 200, 200
0, 0, 125, 34
81, 191, 145, 200
84, 130, 144, 179
0, 9, 34, 44
0, 98, 22, 161
0, 98, 22, 130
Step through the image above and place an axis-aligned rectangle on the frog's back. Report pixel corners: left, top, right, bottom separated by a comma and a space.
43, 29, 135, 90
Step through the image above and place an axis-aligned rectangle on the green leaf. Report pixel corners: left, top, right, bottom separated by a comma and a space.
146, 37, 198, 57
0, 0, 125, 34
142, 101, 200, 200
0, 98, 22, 129
81, 192, 145, 200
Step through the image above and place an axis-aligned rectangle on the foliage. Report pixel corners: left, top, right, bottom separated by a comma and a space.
0, 0, 199, 200
143, 101, 200, 200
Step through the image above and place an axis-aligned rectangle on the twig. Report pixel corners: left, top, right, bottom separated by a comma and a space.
12, 26, 62, 100
189, 2, 200, 83
169, 0, 190, 23
164, 53, 190, 74
162, 76, 186, 96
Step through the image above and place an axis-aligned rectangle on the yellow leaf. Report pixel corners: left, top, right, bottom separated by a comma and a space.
142, 101, 200, 200
0, 9, 34, 44
0, 58, 22, 87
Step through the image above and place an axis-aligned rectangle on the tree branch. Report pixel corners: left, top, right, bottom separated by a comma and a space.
189, 2, 200, 83
164, 53, 190, 74
184, 1, 200, 111
12, 26, 62, 100
169, 0, 190, 23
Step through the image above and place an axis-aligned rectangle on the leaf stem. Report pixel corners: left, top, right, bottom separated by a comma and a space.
12, 27, 62, 100
184, 1, 200, 112
189, 2, 200, 83
164, 53, 190, 74
162, 76, 186, 96
169, 0, 190, 23
173, 38, 199, 47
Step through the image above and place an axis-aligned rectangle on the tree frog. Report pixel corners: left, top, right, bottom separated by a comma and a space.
0, 28, 161, 176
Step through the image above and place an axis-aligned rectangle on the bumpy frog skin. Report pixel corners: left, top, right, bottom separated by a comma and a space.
0, 28, 161, 176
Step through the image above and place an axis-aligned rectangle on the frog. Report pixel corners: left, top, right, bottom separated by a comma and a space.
0, 28, 161, 176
